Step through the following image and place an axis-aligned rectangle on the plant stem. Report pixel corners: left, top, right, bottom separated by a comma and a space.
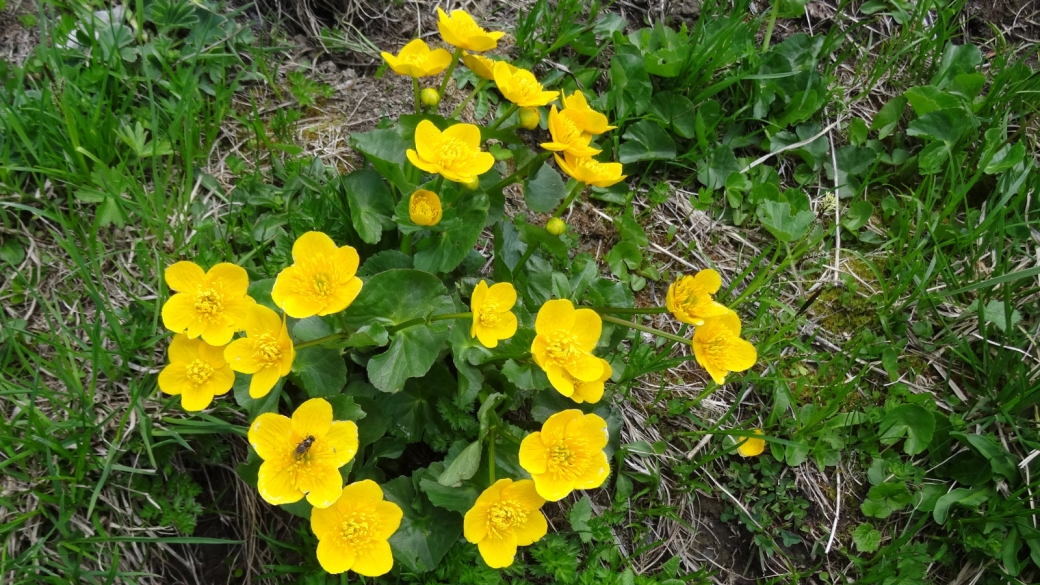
512, 241, 539, 279
487, 103, 519, 130
488, 428, 497, 484
438, 47, 464, 103
400, 232, 412, 255
489, 151, 551, 192
551, 180, 586, 219
599, 314, 692, 346
591, 306, 669, 315
429, 312, 472, 322
762, 0, 780, 52
433, 175, 444, 194
413, 77, 421, 114
451, 79, 489, 118
294, 332, 351, 350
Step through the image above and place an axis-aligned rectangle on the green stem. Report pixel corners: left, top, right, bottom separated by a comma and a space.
600, 314, 692, 346
551, 180, 586, 219
429, 312, 472, 322
451, 79, 489, 118
400, 232, 412, 255
413, 78, 421, 114
489, 151, 551, 192
295, 332, 351, 350
433, 175, 445, 194
591, 306, 669, 315
762, 0, 780, 52
437, 47, 465, 103
489, 428, 497, 484
487, 103, 519, 130
512, 241, 539, 279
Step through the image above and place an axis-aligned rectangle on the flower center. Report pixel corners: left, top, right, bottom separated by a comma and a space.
401, 53, 430, 67
512, 73, 541, 98
701, 331, 733, 368
547, 439, 589, 479
312, 273, 331, 298
545, 330, 582, 366
578, 158, 609, 174
486, 501, 526, 538
451, 17, 482, 38
413, 199, 436, 218
252, 333, 283, 367
437, 137, 470, 168
478, 302, 500, 327
194, 289, 224, 317
185, 359, 214, 385
558, 112, 584, 143
339, 512, 376, 547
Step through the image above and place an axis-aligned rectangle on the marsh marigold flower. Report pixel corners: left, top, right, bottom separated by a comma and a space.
161, 261, 255, 346
381, 39, 452, 78
556, 357, 611, 404
554, 152, 627, 188
737, 429, 766, 457
464, 479, 547, 568
407, 120, 495, 183
310, 480, 403, 576
469, 280, 518, 348
519, 410, 610, 501
249, 398, 359, 508
158, 334, 235, 411
692, 311, 757, 385
562, 91, 615, 135
531, 299, 604, 397
493, 62, 558, 107
541, 105, 600, 157
271, 232, 363, 319
666, 269, 730, 326
224, 305, 295, 398
437, 8, 505, 52
408, 189, 442, 226
462, 52, 497, 80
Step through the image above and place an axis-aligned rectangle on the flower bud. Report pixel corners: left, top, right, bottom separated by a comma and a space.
464, 177, 481, 191
420, 88, 441, 108
409, 189, 442, 226
519, 107, 540, 130
546, 217, 566, 236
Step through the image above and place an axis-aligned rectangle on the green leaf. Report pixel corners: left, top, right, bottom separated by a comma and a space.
609, 44, 652, 119
619, 119, 677, 163
879, 404, 935, 455
327, 395, 365, 422
871, 96, 907, 139
649, 91, 697, 138
524, 163, 567, 213
357, 250, 413, 278
437, 440, 482, 486
842, 200, 874, 231
953, 432, 1019, 482
907, 109, 965, 145
518, 218, 568, 258
233, 376, 282, 421
903, 86, 961, 116
292, 346, 347, 398
933, 486, 991, 525
984, 141, 1026, 175
247, 278, 277, 312
756, 200, 814, 242
978, 299, 1022, 334
419, 463, 479, 513
852, 523, 882, 553
373, 365, 452, 443
339, 170, 395, 244
383, 473, 463, 573
697, 146, 739, 190
349, 127, 414, 194
861, 482, 912, 519
414, 192, 489, 274
848, 118, 868, 146
931, 43, 982, 89
569, 495, 594, 543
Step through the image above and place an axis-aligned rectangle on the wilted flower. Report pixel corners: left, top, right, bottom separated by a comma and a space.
665, 269, 730, 326
519, 409, 610, 501
493, 62, 558, 107
271, 231, 363, 319
310, 480, 403, 576
464, 479, 547, 568
161, 261, 255, 346
541, 105, 600, 157
692, 311, 757, 384
437, 8, 505, 52
469, 280, 518, 348
381, 39, 452, 78
531, 299, 604, 397
562, 91, 615, 135
158, 334, 235, 411
224, 304, 295, 398
554, 152, 627, 188
406, 120, 495, 183
408, 189, 443, 226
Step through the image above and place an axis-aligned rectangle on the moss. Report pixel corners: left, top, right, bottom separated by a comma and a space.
814, 284, 879, 335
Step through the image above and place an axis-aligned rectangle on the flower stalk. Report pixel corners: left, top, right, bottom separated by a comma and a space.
599, 314, 692, 347
487, 103, 518, 130
437, 47, 465, 102
451, 79, 489, 118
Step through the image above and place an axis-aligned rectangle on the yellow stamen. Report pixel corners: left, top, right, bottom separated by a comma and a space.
185, 359, 214, 386
486, 500, 526, 539
252, 333, 283, 367
340, 512, 376, 547
478, 301, 501, 327
193, 289, 224, 318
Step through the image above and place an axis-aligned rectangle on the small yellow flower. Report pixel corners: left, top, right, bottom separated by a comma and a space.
469, 280, 518, 348
408, 189, 443, 226
381, 39, 452, 78
224, 305, 295, 398
462, 52, 497, 80
464, 479, 547, 568
692, 311, 757, 385
541, 105, 600, 157
556, 357, 611, 404
158, 334, 235, 411
562, 91, 615, 135
248, 398, 359, 508
406, 120, 495, 183
519, 410, 610, 501
531, 299, 604, 397
493, 62, 559, 107
271, 232, 363, 319
311, 480, 403, 576
736, 429, 766, 457
161, 261, 255, 346
437, 8, 505, 52
554, 152, 627, 188
665, 269, 730, 326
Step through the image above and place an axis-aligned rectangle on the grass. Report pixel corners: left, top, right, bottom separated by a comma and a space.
1, 0, 1039, 583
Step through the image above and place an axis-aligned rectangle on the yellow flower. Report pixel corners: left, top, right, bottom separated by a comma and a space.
541, 105, 600, 157
464, 479, 547, 568
248, 398, 359, 509
462, 52, 497, 80
224, 305, 295, 398
311, 480, 403, 576
469, 280, 518, 348
437, 8, 505, 52
409, 189, 443, 226
381, 39, 452, 78
556, 357, 611, 404
158, 334, 235, 411
271, 232, 363, 319
531, 299, 604, 397
493, 62, 559, 107
519, 410, 610, 501
692, 311, 757, 385
665, 269, 730, 326
554, 152, 627, 188
562, 91, 615, 135
736, 429, 766, 457
161, 261, 255, 346
406, 120, 495, 183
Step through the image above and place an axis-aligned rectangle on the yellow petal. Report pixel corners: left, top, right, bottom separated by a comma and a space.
570, 308, 602, 350
249, 366, 281, 398
224, 338, 262, 374
158, 363, 188, 396
567, 352, 604, 382
485, 282, 517, 308
554, 153, 578, 181
481, 311, 517, 345
374, 500, 404, 540
717, 309, 743, 335
316, 535, 355, 574
514, 509, 547, 546
414, 120, 442, 164
201, 365, 235, 398
165, 261, 205, 292
398, 38, 430, 60
534, 299, 575, 336
302, 465, 344, 509
464, 503, 489, 543
737, 430, 766, 457
310, 494, 344, 539
425, 48, 453, 75
161, 294, 200, 338
321, 277, 363, 316
167, 334, 200, 364
444, 123, 482, 149
502, 479, 546, 511
198, 317, 237, 348
341, 479, 385, 509
333, 245, 361, 277
518, 432, 548, 475
407, 149, 440, 175
471, 151, 496, 177
258, 461, 303, 505
542, 410, 583, 444
292, 231, 337, 261
478, 533, 517, 568
470, 280, 489, 314
693, 268, 722, 294
573, 451, 610, 490
572, 412, 609, 451
545, 365, 575, 397
249, 304, 283, 337
475, 325, 500, 349
352, 540, 394, 577
207, 263, 250, 296
324, 420, 359, 467
198, 339, 228, 366
725, 337, 758, 373
474, 478, 510, 507
531, 472, 574, 501
248, 413, 293, 460
292, 397, 333, 438
179, 384, 214, 411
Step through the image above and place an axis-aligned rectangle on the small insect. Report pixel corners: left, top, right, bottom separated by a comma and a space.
294, 435, 316, 458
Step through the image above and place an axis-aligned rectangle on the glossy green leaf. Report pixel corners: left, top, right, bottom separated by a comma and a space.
756, 200, 814, 242
523, 162, 567, 213
414, 192, 489, 274
879, 404, 935, 455
339, 170, 395, 244
383, 473, 463, 573
619, 119, 677, 163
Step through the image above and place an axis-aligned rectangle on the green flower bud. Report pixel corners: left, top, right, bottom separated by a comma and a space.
464, 177, 481, 191
546, 217, 566, 236
519, 107, 540, 130
420, 88, 441, 108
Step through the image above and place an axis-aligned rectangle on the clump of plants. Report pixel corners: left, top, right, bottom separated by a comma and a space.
156, 7, 760, 577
